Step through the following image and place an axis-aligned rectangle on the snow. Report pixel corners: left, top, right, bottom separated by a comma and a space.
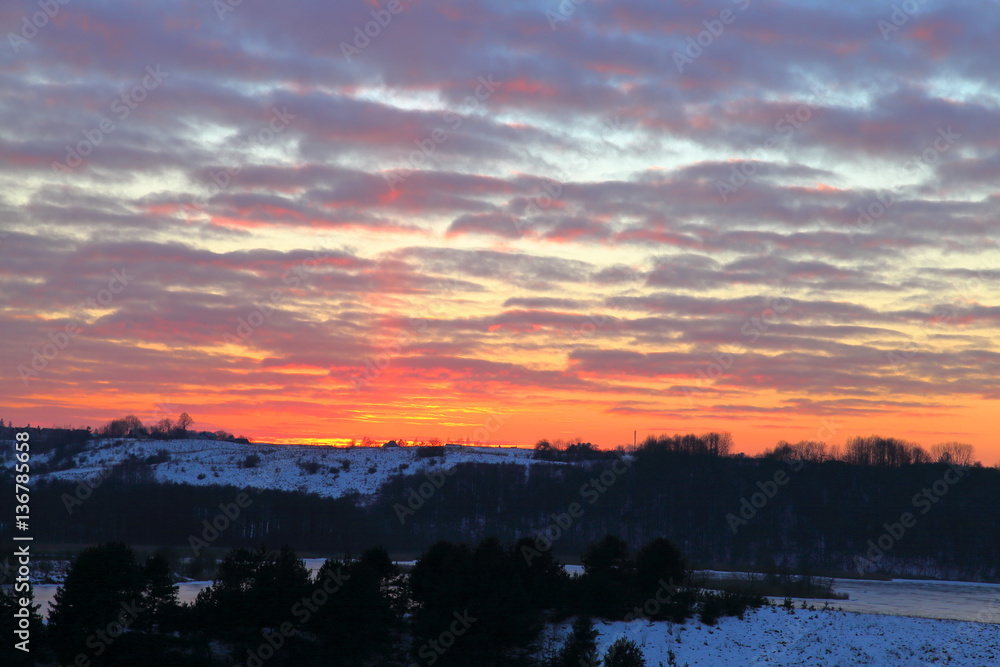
34, 438, 557, 500
702, 571, 1000, 623
542, 607, 1000, 666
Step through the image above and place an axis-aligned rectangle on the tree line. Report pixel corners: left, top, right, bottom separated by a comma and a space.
3, 432, 997, 581
2, 536, 745, 666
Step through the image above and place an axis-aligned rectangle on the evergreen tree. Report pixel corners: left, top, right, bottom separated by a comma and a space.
635, 538, 686, 594
581, 536, 634, 618
195, 545, 311, 640
554, 615, 600, 667
512, 536, 568, 610
140, 553, 178, 631
309, 547, 402, 665
48, 542, 147, 662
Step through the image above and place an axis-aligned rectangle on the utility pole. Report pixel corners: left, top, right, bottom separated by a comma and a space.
633, 430, 636, 449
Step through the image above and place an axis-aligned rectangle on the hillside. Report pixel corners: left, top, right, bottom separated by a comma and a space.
29, 438, 558, 500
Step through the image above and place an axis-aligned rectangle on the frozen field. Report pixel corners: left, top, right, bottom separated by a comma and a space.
705, 571, 1000, 623
543, 607, 999, 666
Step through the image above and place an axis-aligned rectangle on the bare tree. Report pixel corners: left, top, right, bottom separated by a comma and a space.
177, 412, 193, 435
153, 418, 173, 437
931, 442, 975, 467
122, 415, 145, 438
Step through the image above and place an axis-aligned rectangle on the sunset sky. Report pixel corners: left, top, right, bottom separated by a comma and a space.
2, 0, 998, 460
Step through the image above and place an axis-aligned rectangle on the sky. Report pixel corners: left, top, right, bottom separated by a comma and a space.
1, 0, 998, 460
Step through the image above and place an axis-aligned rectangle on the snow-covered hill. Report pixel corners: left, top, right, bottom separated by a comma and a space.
29, 438, 559, 500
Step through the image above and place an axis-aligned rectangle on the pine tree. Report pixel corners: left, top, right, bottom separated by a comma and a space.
555, 615, 600, 667
141, 554, 178, 631
48, 542, 146, 661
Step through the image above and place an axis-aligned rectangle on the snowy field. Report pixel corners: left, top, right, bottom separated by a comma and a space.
542, 607, 999, 666
705, 571, 1000, 623
30, 438, 555, 499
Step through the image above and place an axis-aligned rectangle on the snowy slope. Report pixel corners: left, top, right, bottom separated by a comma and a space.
31, 438, 559, 500
542, 607, 999, 666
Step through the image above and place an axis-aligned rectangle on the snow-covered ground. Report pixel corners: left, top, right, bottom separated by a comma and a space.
542, 607, 999, 666
704, 570, 1000, 623
31, 438, 556, 500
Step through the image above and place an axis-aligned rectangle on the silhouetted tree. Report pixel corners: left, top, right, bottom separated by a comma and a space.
195, 545, 311, 641
308, 547, 402, 664
48, 542, 147, 662
604, 637, 646, 667
635, 538, 686, 594
579, 536, 634, 618
139, 554, 178, 631
554, 615, 600, 667
177, 412, 193, 435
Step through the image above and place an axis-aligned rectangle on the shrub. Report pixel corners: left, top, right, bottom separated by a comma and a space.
144, 449, 171, 465
242, 454, 261, 469
698, 589, 767, 625
416, 445, 446, 458
298, 460, 321, 474
604, 637, 646, 667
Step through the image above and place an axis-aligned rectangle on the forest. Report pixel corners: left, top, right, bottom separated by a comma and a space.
4, 432, 998, 581
3, 536, 766, 666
